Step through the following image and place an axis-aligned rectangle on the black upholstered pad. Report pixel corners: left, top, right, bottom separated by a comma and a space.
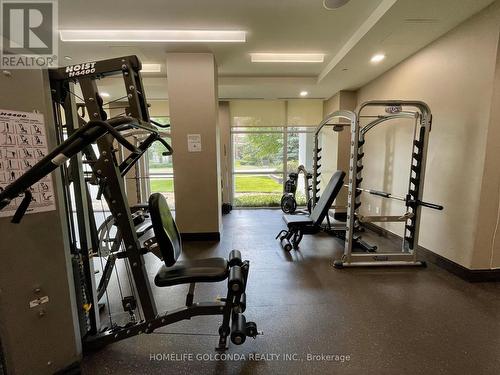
281, 171, 345, 229
283, 215, 314, 226
149, 193, 181, 267
154, 257, 229, 287
309, 170, 346, 226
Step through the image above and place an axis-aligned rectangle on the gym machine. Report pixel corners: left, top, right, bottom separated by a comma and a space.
0, 56, 259, 352
280, 112, 350, 215
277, 111, 375, 252
276, 104, 442, 265
277, 170, 346, 251
280, 164, 313, 214
334, 100, 443, 268
311, 111, 350, 206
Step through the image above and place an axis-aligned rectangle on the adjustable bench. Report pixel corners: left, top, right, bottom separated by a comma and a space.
276, 170, 346, 251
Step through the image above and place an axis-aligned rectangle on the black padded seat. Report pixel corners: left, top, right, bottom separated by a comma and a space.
155, 258, 229, 287
283, 215, 314, 226
276, 170, 347, 250
148, 193, 229, 287
283, 170, 345, 230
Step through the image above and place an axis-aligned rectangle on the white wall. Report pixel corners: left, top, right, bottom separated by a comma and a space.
148, 100, 169, 117
472, 34, 500, 269
355, 2, 500, 268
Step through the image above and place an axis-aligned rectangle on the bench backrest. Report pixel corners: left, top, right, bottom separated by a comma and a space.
149, 193, 182, 267
309, 170, 346, 226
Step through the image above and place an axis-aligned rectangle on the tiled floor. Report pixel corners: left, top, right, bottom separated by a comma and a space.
82, 209, 500, 375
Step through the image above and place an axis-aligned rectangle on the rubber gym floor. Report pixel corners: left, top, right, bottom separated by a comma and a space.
82, 209, 500, 375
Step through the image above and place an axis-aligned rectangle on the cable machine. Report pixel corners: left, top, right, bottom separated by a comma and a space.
0, 56, 259, 352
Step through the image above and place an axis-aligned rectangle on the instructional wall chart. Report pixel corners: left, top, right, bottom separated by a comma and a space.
0, 109, 56, 218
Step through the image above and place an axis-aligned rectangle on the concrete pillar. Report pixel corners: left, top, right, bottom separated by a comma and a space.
0, 69, 80, 374
320, 94, 340, 198
218, 101, 232, 205
323, 90, 357, 207
166, 53, 221, 239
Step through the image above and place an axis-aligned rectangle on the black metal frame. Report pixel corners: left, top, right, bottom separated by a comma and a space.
276, 215, 375, 253
280, 165, 313, 214
85, 259, 251, 352
0, 56, 258, 352
0, 334, 6, 375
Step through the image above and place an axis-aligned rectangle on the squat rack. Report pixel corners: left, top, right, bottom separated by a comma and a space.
311, 110, 356, 205
335, 100, 443, 268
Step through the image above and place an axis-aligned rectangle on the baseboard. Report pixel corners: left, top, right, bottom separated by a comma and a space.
180, 232, 221, 241
54, 361, 81, 374
362, 223, 500, 282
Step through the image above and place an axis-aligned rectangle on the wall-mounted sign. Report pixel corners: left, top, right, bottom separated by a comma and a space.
187, 134, 202, 152
0, 109, 56, 218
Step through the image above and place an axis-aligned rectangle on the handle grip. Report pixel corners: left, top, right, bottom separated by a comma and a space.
155, 137, 173, 156
150, 119, 171, 129
369, 190, 390, 198
419, 201, 444, 210
93, 120, 140, 154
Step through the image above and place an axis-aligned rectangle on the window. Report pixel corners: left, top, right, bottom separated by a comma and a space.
147, 117, 175, 209
232, 127, 284, 207
231, 126, 315, 208
286, 127, 316, 206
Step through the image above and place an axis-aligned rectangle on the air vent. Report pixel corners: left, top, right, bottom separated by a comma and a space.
404, 18, 439, 24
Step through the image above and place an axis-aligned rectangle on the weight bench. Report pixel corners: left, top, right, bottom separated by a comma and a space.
276, 170, 346, 251
149, 193, 231, 287
132, 193, 259, 350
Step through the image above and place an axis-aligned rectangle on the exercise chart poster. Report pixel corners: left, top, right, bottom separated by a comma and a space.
0, 109, 56, 218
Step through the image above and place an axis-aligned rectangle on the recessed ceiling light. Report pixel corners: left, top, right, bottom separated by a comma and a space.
250, 53, 324, 63
100, 92, 110, 98
323, 0, 350, 10
370, 53, 385, 63
142, 63, 162, 73
59, 30, 246, 43
300, 91, 309, 97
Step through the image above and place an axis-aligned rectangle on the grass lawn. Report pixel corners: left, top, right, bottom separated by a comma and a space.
151, 175, 306, 208
235, 175, 282, 193
234, 193, 282, 207
151, 175, 282, 194
150, 179, 174, 193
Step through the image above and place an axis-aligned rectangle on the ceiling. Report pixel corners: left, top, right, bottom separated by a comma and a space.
59, 0, 496, 100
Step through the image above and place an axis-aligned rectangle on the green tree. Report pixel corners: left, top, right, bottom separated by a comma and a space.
241, 133, 283, 166
148, 138, 172, 167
